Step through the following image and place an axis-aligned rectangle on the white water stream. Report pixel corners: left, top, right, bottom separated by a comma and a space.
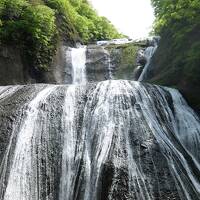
0, 39, 200, 200
71, 46, 87, 85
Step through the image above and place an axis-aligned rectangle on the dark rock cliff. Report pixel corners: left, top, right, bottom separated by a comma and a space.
86, 42, 145, 82
0, 41, 145, 85
0, 43, 69, 85
0, 45, 29, 85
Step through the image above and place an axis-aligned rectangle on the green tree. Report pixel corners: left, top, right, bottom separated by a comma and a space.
0, 0, 123, 70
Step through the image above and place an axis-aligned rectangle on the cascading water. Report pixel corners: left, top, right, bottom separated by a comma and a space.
138, 37, 159, 81
0, 80, 200, 200
0, 38, 200, 200
105, 49, 113, 80
1, 86, 63, 200
71, 46, 87, 84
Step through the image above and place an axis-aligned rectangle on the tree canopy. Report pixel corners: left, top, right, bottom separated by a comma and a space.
150, 0, 200, 109
0, 0, 123, 70
151, 0, 200, 36
0, 0, 122, 44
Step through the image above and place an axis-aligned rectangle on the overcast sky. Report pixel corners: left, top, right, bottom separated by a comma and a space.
89, 0, 155, 39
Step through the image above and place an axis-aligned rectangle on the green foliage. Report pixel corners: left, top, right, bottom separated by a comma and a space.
0, 0, 122, 70
106, 43, 139, 79
74, 1, 122, 41
45, 0, 122, 42
151, 0, 200, 36
0, 0, 28, 20
22, 5, 57, 69
150, 0, 200, 110
23, 5, 56, 45
0, 0, 26, 42
0, 0, 57, 70
151, 0, 200, 81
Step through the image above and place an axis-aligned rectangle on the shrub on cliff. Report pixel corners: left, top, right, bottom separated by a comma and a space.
0, 0, 57, 70
150, 0, 200, 110
151, 0, 200, 84
22, 5, 57, 70
0, 0, 122, 70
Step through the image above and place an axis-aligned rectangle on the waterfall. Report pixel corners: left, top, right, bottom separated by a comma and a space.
0, 37, 200, 200
2, 86, 58, 200
71, 46, 87, 84
104, 49, 113, 80
133, 66, 143, 80
0, 80, 200, 200
138, 37, 159, 81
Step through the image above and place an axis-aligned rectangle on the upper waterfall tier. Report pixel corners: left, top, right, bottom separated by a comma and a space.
71, 46, 87, 85
138, 37, 160, 81
0, 80, 200, 200
64, 40, 152, 84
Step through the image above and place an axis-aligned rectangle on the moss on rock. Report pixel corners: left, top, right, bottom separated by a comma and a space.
105, 43, 140, 79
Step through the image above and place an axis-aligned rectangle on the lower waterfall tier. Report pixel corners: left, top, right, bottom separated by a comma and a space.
0, 80, 200, 200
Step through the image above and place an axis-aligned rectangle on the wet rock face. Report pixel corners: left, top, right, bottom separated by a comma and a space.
0, 42, 145, 85
0, 85, 67, 200
42, 45, 73, 84
86, 45, 111, 82
105, 43, 141, 80
0, 44, 71, 85
98, 134, 179, 200
0, 46, 29, 85
0, 81, 200, 200
85, 43, 143, 82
